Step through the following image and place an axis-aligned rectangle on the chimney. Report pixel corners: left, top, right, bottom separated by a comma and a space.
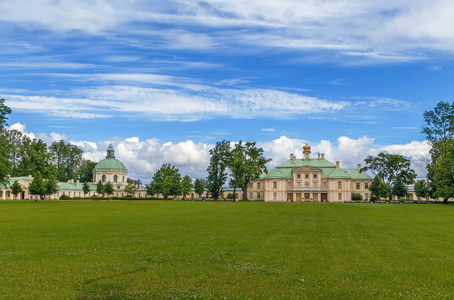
76, 180, 80, 183
318, 153, 320, 159
336, 161, 340, 167
290, 153, 294, 159
266, 170, 268, 175
139, 184, 142, 189
321, 153, 325, 159
293, 156, 296, 164
357, 164, 361, 171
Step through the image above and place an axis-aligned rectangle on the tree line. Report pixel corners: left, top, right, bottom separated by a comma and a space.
145, 140, 270, 201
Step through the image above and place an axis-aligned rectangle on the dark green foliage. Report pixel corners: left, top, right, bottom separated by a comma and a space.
148, 164, 182, 198
362, 152, 416, 199
206, 140, 230, 201
79, 160, 97, 183
369, 176, 381, 199
103, 182, 114, 197
391, 178, 408, 199
10, 180, 22, 199
162, 176, 173, 199
59, 194, 71, 200
194, 178, 205, 198
96, 180, 103, 195
45, 175, 59, 198
378, 181, 390, 199
124, 182, 136, 196
28, 172, 46, 201
83, 181, 90, 195
180, 175, 193, 199
414, 180, 428, 199
0, 99, 12, 128
49, 140, 83, 182
351, 193, 363, 201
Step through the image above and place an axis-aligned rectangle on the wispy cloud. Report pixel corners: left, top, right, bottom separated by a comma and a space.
261, 128, 276, 132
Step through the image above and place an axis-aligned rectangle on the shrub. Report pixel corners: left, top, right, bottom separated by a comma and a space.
59, 194, 71, 200
90, 194, 98, 199
352, 193, 363, 201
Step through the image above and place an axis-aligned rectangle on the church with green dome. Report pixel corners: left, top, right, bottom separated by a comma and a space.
93, 144, 128, 189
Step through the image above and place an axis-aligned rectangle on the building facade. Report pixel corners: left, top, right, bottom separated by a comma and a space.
248, 143, 372, 202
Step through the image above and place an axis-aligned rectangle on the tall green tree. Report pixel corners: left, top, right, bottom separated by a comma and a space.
422, 101, 454, 157
79, 160, 97, 183
369, 176, 381, 201
4, 129, 26, 177
10, 180, 22, 200
206, 140, 231, 201
228, 141, 245, 202
28, 172, 46, 202
414, 180, 428, 200
194, 178, 205, 199
362, 152, 416, 192
0, 99, 12, 184
239, 142, 271, 201
49, 140, 83, 182
162, 175, 173, 201
391, 178, 408, 200
104, 182, 114, 199
45, 175, 59, 200
180, 175, 193, 200
124, 181, 137, 197
149, 164, 182, 198
83, 181, 91, 197
96, 180, 104, 197
378, 181, 390, 199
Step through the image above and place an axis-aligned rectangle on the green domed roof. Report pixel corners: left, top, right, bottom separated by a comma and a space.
94, 158, 126, 170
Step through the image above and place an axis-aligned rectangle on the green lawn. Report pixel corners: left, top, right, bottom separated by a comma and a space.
0, 201, 453, 299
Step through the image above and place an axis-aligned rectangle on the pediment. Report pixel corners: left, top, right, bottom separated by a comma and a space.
293, 166, 322, 172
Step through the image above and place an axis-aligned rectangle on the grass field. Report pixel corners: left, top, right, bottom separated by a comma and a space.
1, 200, 453, 299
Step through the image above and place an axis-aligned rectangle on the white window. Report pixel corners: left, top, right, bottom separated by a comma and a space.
257, 192, 261, 198
365, 193, 369, 200
338, 181, 342, 189
273, 193, 277, 200
305, 174, 309, 179
250, 192, 253, 199
297, 174, 301, 178
365, 183, 369, 189
322, 182, 327, 189
305, 182, 309, 188
273, 181, 277, 189
297, 181, 301, 188
356, 183, 360, 189
257, 182, 261, 189
313, 174, 317, 178
313, 181, 318, 188
338, 193, 342, 200
288, 181, 292, 188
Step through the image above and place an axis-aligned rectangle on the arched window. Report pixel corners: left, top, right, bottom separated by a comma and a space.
114, 175, 118, 182
102, 175, 106, 182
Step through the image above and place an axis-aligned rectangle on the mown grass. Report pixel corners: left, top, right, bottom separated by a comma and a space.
0, 200, 453, 299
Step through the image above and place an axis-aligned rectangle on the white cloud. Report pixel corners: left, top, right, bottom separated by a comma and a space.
261, 128, 276, 132
428, 66, 442, 71
1, 1, 454, 61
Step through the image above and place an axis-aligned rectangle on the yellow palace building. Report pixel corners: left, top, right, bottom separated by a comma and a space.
248, 143, 372, 202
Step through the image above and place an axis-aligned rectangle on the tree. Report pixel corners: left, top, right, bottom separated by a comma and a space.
391, 178, 408, 200
239, 142, 271, 201
10, 180, 22, 200
49, 140, 83, 182
146, 181, 159, 197
28, 172, 46, 202
124, 181, 137, 197
4, 129, 25, 177
194, 178, 205, 199
45, 175, 59, 200
228, 142, 245, 202
83, 181, 91, 197
362, 152, 416, 199
104, 181, 114, 199
180, 175, 193, 200
149, 164, 181, 198
78, 160, 97, 183
96, 180, 104, 197
0, 99, 12, 128
422, 101, 454, 157
369, 176, 381, 201
206, 140, 231, 201
414, 180, 428, 200
0, 99, 12, 184
378, 181, 390, 199
162, 176, 173, 201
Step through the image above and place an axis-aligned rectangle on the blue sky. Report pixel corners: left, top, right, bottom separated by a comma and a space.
0, 0, 451, 181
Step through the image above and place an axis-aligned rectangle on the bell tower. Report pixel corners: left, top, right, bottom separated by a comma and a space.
107, 144, 115, 159
303, 142, 311, 159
